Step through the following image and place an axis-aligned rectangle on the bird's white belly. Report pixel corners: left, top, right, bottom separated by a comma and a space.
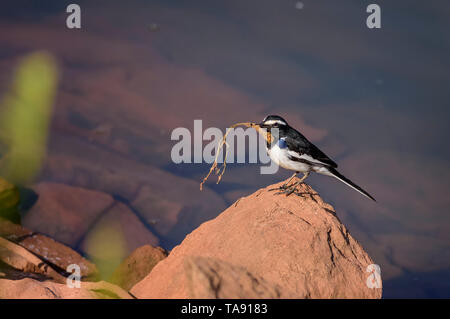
267, 144, 310, 173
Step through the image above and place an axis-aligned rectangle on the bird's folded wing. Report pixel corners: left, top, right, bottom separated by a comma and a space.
284, 131, 338, 168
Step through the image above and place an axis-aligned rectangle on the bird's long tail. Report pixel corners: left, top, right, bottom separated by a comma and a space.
326, 167, 376, 202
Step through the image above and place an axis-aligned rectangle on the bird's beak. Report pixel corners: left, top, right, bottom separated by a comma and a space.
251, 122, 271, 143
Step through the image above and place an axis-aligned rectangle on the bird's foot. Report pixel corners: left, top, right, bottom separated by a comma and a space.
269, 184, 289, 192
274, 181, 309, 197
274, 183, 298, 196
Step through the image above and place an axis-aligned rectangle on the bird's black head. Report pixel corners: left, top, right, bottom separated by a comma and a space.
259, 115, 288, 128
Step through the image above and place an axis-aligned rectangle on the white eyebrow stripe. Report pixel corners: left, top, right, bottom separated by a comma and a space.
264, 120, 286, 126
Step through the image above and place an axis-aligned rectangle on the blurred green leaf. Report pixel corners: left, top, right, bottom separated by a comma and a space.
84, 222, 127, 281
0, 52, 58, 185
0, 177, 20, 224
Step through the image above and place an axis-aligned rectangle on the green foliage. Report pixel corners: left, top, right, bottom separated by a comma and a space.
84, 222, 127, 281
0, 52, 58, 185
0, 177, 21, 224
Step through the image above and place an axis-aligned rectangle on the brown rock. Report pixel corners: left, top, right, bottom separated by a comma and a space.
131, 181, 382, 299
22, 182, 115, 246
20, 234, 98, 279
19, 182, 160, 280
41, 137, 227, 247
0, 278, 133, 299
0, 231, 131, 299
184, 256, 295, 298
110, 245, 167, 291
0, 236, 66, 283
0, 218, 97, 278
131, 185, 183, 236
79, 202, 160, 257
0, 217, 32, 240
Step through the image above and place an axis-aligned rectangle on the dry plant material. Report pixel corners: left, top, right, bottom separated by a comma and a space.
200, 122, 257, 190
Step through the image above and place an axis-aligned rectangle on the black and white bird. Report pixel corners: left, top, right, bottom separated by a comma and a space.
257, 115, 375, 201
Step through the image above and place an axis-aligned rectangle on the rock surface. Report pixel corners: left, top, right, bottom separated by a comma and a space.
21, 182, 159, 257
184, 256, 295, 298
22, 182, 114, 247
0, 278, 132, 299
41, 144, 227, 248
0, 218, 97, 278
0, 217, 32, 240
0, 236, 65, 283
110, 245, 167, 290
131, 181, 382, 299
0, 229, 132, 299
78, 202, 159, 257
21, 234, 98, 279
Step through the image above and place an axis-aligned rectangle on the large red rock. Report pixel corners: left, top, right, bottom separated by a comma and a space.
184, 256, 295, 298
131, 181, 382, 299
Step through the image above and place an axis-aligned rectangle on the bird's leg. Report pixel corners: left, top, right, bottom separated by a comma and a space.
297, 171, 310, 184
280, 171, 310, 196
269, 172, 298, 191
280, 172, 298, 189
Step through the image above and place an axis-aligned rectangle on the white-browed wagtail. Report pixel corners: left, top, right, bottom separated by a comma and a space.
256, 115, 375, 201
